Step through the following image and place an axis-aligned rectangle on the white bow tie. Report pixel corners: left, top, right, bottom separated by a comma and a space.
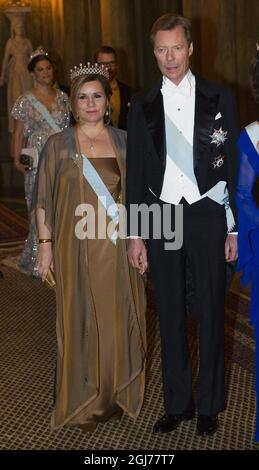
167, 84, 191, 98
163, 77, 192, 98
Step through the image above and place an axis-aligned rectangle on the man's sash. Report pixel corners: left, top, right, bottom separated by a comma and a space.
165, 115, 235, 232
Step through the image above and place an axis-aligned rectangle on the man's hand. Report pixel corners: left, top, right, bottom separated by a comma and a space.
225, 233, 238, 263
127, 238, 148, 274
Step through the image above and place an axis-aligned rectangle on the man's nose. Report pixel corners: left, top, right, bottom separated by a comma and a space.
166, 49, 175, 61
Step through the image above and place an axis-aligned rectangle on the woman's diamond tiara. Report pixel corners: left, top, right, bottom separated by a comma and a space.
29, 46, 48, 63
70, 62, 109, 81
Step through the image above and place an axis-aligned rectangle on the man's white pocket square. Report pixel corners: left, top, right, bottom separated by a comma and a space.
215, 112, 222, 120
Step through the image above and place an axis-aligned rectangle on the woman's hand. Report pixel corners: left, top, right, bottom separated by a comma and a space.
14, 157, 30, 174
35, 243, 53, 281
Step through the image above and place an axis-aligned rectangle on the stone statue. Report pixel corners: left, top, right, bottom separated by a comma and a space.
0, 4, 33, 133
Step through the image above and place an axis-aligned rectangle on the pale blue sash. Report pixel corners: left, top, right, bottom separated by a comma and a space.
246, 121, 259, 154
27, 93, 61, 133
165, 114, 197, 184
165, 115, 235, 232
82, 154, 119, 245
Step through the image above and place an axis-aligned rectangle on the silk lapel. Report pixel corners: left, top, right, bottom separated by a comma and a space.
193, 77, 219, 168
142, 82, 166, 167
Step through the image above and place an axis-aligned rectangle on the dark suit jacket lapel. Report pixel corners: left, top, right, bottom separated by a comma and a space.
193, 76, 219, 169
141, 76, 220, 171
142, 80, 166, 167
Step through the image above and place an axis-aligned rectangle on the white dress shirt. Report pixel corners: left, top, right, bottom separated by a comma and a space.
157, 71, 236, 233
160, 70, 202, 204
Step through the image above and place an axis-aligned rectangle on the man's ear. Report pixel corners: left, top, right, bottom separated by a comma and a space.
189, 42, 193, 57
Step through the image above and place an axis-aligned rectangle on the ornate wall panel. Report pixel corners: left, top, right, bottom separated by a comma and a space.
1, 0, 259, 186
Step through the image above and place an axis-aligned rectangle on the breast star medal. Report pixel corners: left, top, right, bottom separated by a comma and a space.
212, 155, 225, 169
210, 127, 228, 147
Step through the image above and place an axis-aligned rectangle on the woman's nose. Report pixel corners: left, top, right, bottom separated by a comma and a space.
87, 97, 95, 106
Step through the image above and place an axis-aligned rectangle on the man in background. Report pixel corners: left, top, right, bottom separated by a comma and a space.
94, 45, 135, 130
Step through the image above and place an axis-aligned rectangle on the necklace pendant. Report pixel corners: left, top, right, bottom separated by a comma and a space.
89, 143, 94, 150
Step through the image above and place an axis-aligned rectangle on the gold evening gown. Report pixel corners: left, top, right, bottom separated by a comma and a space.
34, 126, 146, 431
79, 157, 123, 430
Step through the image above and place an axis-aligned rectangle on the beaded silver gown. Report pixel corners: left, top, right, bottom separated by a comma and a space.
11, 89, 70, 275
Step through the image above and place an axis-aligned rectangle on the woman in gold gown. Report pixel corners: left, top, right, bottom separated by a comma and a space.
34, 63, 146, 432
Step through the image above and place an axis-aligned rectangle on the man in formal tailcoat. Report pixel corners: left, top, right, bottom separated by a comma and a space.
126, 14, 239, 436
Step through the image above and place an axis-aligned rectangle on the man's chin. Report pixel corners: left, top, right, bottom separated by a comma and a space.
165, 73, 181, 84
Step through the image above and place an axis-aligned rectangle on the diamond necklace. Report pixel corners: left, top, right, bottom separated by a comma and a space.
79, 126, 105, 150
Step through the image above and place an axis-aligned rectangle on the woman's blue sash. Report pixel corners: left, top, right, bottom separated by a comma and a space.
82, 154, 119, 245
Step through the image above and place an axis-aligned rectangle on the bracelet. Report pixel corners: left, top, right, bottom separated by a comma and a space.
39, 238, 52, 244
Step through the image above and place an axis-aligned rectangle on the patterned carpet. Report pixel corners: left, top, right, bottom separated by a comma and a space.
0, 262, 258, 451
0, 202, 28, 243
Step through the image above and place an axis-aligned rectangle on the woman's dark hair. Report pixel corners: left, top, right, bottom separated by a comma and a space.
27, 54, 52, 72
70, 74, 112, 123
251, 48, 259, 103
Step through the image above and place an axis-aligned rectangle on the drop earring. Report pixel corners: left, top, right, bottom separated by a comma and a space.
104, 103, 111, 126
